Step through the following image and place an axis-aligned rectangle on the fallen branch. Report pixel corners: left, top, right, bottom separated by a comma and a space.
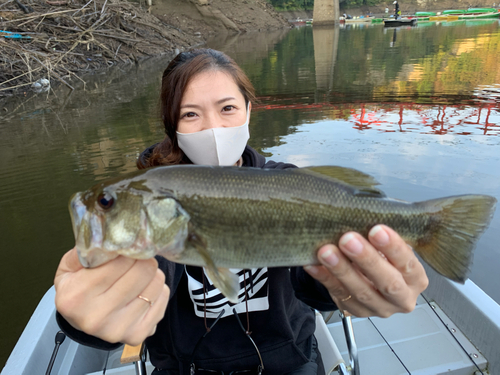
14, 0, 33, 14
0, 0, 198, 96
2, 9, 76, 24
0, 0, 15, 9
72, 0, 94, 16
0, 66, 43, 86
45, 0, 70, 5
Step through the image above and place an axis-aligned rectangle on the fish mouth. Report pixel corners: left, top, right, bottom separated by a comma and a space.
77, 246, 120, 268
69, 192, 85, 240
77, 241, 158, 268
77, 244, 157, 268
69, 192, 110, 267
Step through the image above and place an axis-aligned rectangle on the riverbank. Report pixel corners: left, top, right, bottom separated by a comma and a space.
280, 0, 498, 20
149, 0, 289, 35
0, 0, 289, 97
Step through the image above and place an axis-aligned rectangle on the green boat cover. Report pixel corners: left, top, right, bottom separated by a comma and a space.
442, 9, 466, 14
466, 8, 497, 13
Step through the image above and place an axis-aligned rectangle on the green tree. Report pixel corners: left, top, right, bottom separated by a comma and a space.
267, 0, 315, 11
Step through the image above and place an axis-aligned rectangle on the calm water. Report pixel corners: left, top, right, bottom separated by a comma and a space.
1, 21, 500, 367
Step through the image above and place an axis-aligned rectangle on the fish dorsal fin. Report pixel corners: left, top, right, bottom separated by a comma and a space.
297, 166, 386, 198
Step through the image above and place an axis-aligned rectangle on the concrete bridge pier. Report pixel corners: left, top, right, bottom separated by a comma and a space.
313, 0, 340, 25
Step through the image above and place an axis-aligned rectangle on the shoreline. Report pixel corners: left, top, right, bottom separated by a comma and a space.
0, 0, 289, 98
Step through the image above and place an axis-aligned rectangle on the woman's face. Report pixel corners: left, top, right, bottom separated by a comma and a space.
177, 70, 250, 134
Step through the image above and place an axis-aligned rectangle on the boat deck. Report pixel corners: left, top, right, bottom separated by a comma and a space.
325, 295, 487, 374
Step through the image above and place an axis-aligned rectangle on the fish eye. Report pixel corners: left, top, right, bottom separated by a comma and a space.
97, 192, 115, 210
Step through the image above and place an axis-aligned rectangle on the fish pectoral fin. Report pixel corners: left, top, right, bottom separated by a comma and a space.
298, 166, 386, 198
188, 231, 240, 303
204, 266, 240, 304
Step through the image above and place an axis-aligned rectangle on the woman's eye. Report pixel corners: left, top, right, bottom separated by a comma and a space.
222, 105, 235, 112
181, 112, 197, 118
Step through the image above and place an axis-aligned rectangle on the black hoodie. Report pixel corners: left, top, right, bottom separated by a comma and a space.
57, 145, 337, 374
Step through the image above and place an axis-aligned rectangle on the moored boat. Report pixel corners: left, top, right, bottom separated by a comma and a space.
415, 11, 436, 17
384, 18, 417, 27
417, 8, 500, 22
466, 7, 498, 13
290, 18, 307, 26
342, 17, 373, 24
460, 11, 500, 19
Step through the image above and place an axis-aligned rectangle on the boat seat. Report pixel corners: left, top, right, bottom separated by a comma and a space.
115, 313, 347, 375
314, 311, 346, 374
120, 342, 148, 374
120, 343, 144, 364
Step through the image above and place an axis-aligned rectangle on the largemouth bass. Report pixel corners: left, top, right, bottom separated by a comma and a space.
70, 165, 497, 303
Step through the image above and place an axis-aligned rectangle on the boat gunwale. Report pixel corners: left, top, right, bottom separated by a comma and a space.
422, 262, 500, 375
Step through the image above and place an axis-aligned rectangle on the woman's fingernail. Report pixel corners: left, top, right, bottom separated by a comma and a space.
340, 233, 363, 255
320, 248, 339, 267
304, 265, 318, 275
369, 225, 389, 246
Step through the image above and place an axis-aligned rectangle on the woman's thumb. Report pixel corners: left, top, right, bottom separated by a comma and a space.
54, 248, 84, 281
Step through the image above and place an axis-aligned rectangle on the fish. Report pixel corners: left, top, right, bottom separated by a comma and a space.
70, 165, 497, 303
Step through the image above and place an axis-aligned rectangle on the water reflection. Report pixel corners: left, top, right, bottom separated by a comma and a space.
316, 22, 500, 103
312, 26, 339, 92
252, 102, 500, 135
235, 22, 500, 141
390, 28, 397, 47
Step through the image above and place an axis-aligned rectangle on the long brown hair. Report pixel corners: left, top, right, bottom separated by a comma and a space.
138, 49, 256, 169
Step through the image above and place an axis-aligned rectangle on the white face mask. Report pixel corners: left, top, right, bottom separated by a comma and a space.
176, 104, 250, 166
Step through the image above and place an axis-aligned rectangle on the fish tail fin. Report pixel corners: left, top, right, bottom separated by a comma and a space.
414, 195, 496, 283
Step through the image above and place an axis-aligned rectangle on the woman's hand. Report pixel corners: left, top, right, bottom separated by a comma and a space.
304, 225, 429, 318
54, 248, 170, 346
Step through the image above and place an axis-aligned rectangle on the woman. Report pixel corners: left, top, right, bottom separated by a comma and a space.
54, 49, 429, 374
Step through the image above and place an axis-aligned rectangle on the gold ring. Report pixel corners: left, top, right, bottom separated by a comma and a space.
340, 295, 352, 302
138, 295, 154, 307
